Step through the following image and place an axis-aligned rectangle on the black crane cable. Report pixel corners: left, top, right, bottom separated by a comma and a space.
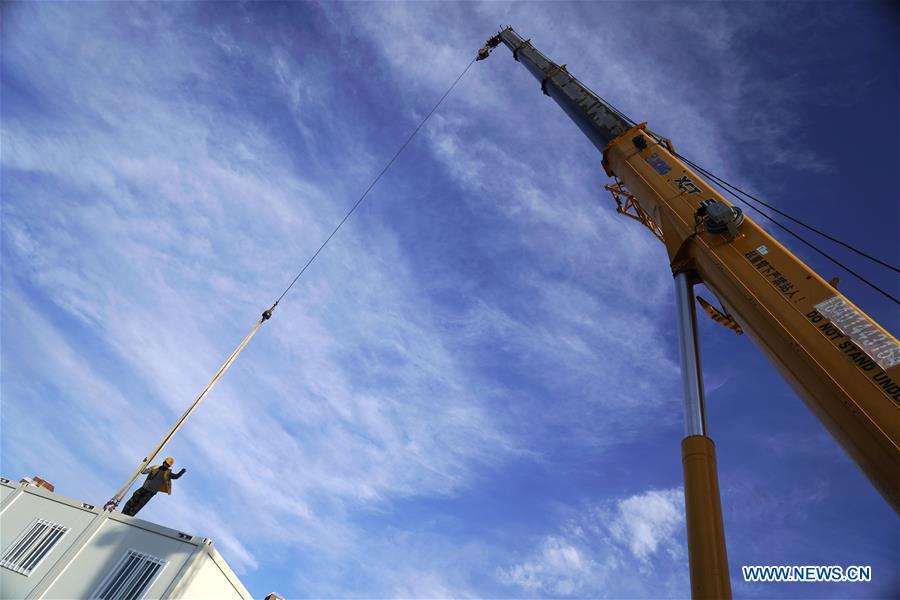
676, 153, 900, 275
606, 97, 897, 289
591, 93, 894, 298
673, 151, 899, 305
273, 58, 477, 306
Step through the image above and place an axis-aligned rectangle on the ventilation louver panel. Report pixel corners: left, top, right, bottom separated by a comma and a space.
0, 518, 68, 576
92, 549, 167, 600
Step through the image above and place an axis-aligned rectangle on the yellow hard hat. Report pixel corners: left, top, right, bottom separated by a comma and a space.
163, 457, 174, 466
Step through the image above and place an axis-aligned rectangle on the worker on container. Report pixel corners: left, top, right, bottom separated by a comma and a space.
121, 457, 186, 517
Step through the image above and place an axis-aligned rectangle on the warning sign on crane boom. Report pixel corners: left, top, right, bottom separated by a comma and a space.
813, 296, 900, 371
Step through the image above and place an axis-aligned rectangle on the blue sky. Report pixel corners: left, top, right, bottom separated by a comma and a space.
2, 1, 898, 598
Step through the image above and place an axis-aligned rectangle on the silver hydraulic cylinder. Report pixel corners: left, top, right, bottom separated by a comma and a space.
674, 272, 708, 437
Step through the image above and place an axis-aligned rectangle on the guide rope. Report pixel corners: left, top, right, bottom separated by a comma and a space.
274, 57, 477, 305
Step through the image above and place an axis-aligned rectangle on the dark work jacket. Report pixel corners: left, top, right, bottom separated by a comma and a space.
140, 465, 184, 494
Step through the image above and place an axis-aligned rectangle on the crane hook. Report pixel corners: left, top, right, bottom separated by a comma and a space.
476, 32, 503, 61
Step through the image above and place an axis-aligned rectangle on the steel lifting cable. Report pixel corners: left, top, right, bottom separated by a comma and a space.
105, 57, 478, 511
275, 57, 478, 305
672, 151, 899, 305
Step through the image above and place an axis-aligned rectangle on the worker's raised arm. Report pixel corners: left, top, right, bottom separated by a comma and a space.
170, 468, 186, 479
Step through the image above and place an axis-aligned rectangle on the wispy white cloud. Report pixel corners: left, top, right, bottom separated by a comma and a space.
501, 536, 599, 596
498, 486, 687, 597
609, 487, 684, 562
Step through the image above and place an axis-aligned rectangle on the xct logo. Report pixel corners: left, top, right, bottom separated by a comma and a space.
675, 175, 702, 194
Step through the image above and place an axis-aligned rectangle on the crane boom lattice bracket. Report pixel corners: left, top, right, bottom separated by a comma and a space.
605, 180, 665, 243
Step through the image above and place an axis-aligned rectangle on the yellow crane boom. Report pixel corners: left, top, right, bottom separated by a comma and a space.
477, 26, 899, 599
478, 23, 900, 514
602, 127, 900, 506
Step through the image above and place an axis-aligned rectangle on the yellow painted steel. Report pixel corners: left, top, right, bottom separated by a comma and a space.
682, 435, 731, 599
603, 125, 900, 512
